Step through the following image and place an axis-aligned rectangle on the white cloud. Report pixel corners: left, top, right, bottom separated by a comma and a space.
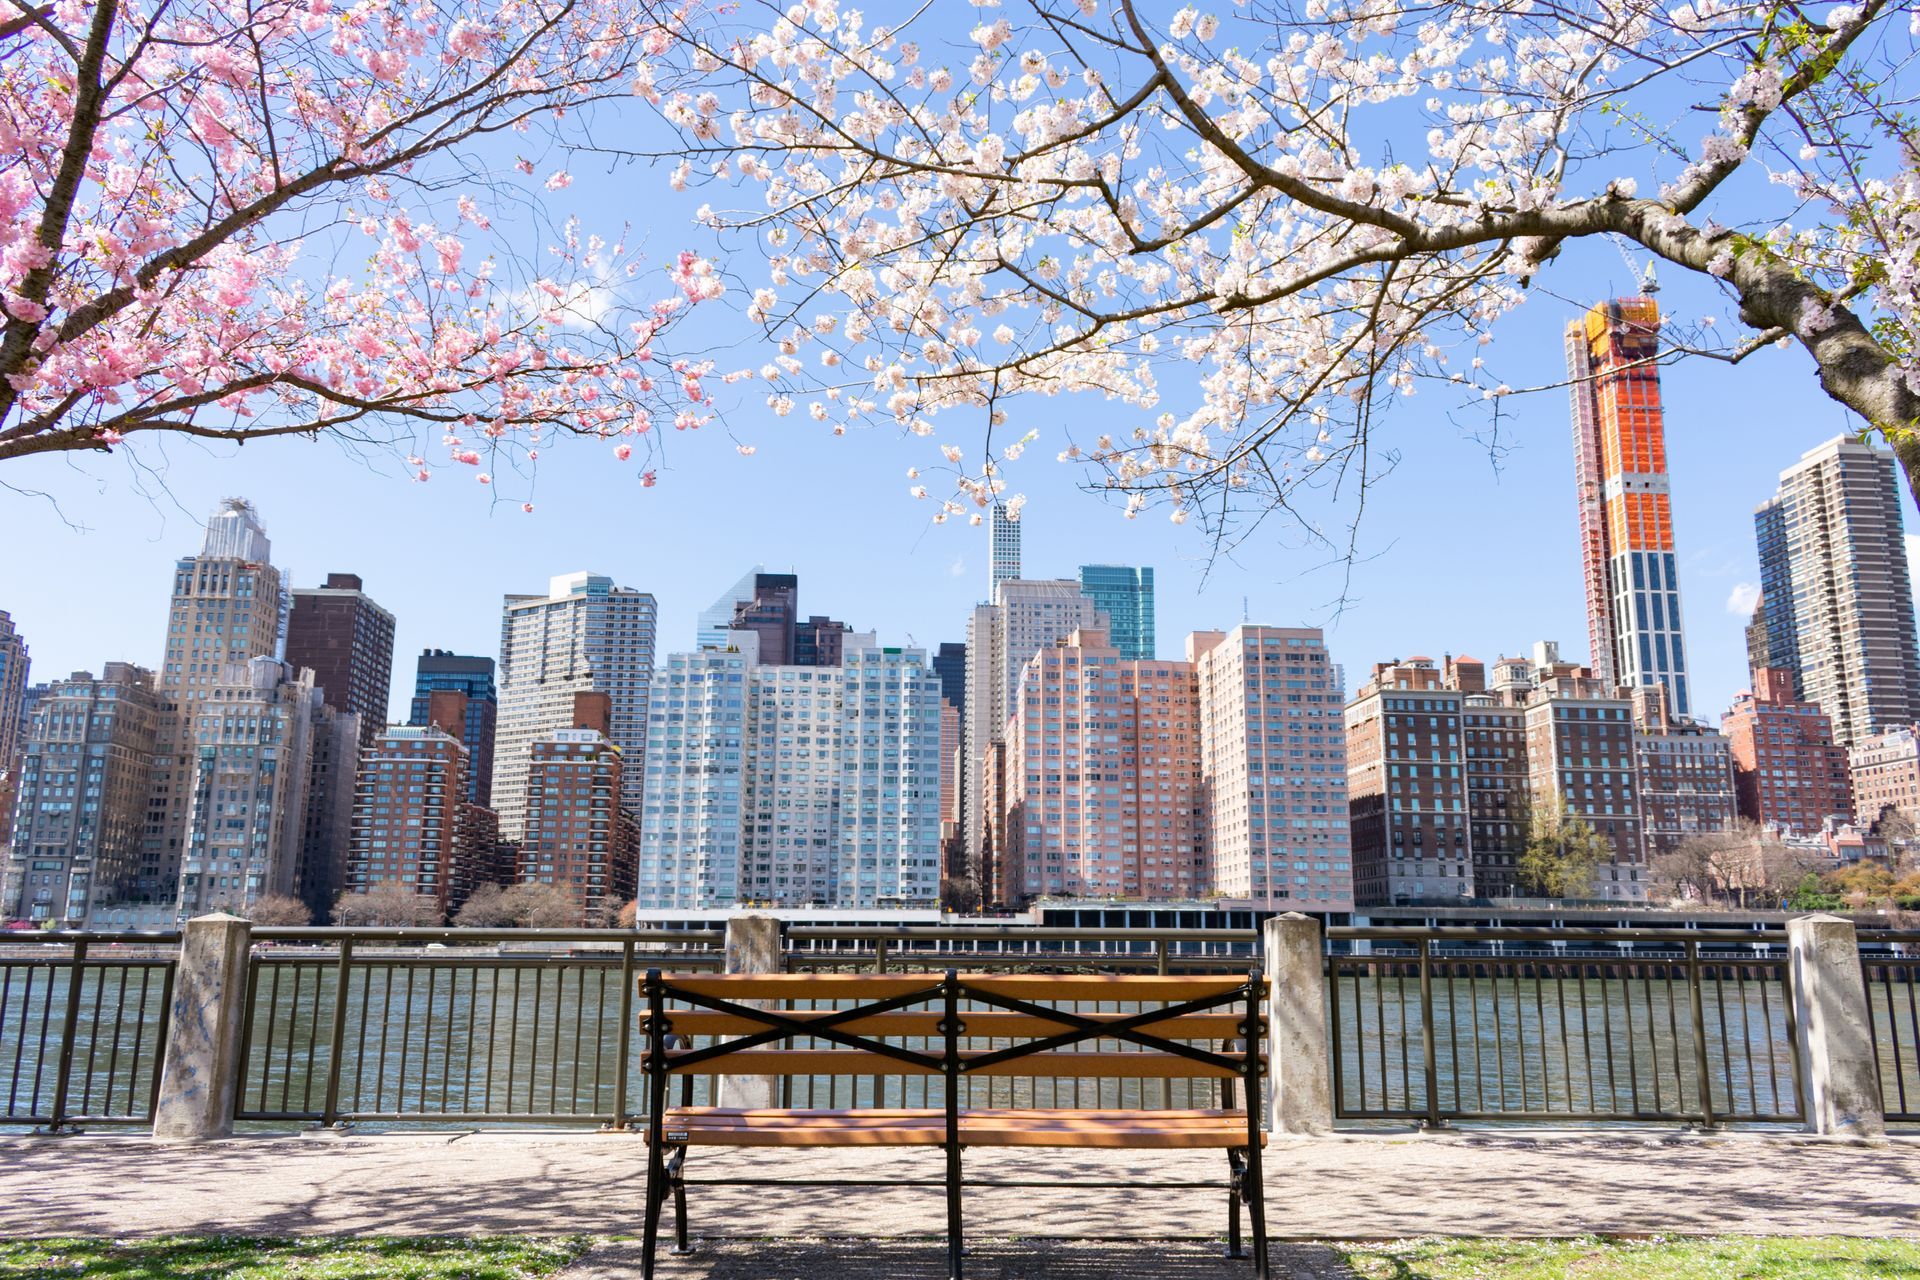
1725, 581, 1761, 617
948, 556, 966, 578
1908, 534, 1920, 577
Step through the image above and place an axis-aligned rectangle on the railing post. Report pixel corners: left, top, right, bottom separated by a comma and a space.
610, 935, 636, 1131
1264, 912, 1332, 1135
1787, 914, 1886, 1138
718, 913, 782, 1109
153, 914, 253, 1143
1686, 940, 1717, 1129
45, 937, 89, 1133
319, 936, 354, 1128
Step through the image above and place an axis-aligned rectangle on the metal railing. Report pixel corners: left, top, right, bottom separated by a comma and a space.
0, 932, 177, 1130
8, 919, 1914, 1134
236, 928, 722, 1127
1860, 931, 1920, 1125
1325, 927, 1803, 1127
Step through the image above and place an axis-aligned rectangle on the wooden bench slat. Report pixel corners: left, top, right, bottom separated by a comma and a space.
659, 973, 1257, 1002
651, 1107, 1262, 1149
648, 1049, 1253, 1078
656, 1010, 1257, 1038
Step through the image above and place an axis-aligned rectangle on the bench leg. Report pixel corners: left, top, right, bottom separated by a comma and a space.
1243, 1141, 1270, 1280
640, 1138, 665, 1280
1226, 1148, 1245, 1259
668, 1145, 692, 1255
944, 1143, 964, 1280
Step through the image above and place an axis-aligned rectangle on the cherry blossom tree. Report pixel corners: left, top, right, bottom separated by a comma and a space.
0, 0, 728, 495
635, 0, 1920, 542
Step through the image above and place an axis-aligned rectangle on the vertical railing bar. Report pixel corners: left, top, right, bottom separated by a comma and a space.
80, 950, 109, 1117
267, 962, 290, 1115
351, 961, 375, 1116
1686, 943, 1715, 1127
1326, 958, 1345, 1115
104, 966, 136, 1118
1576, 966, 1595, 1115
1638, 965, 1658, 1115
1899, 965, 1919, 1115
391, 964, 412, 1116
1490, 964, 1507, 1113
30, 962, 54, 1117
507, 966, 522, 1114
303, 959, 323, 1113
612, 940, 635, 1128
374, 961, 396, 1116
320, 938, 354, 1127
1554, 969, 1572, 1116
1529, 964, 1548, 1115
144, 961, 175, 1121
47, 938, 88, 1131
1418, 940, 1439, 1128
1712, 963, 1735, 1117
0, 965, 18, 1119
1469, 969, 1486, 1114
1880, 964, 1908, 1116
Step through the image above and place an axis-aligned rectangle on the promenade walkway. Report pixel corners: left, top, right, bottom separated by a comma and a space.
2, 1130, 1915, 1248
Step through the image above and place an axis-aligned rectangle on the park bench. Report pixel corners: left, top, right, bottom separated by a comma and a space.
637, 968, 1270, 1280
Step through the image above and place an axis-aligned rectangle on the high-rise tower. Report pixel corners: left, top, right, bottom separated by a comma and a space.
989, 502, 1022, 591
491, 573, 656, 839
1753, 436, 1920, 748
125, 500, 283, 922
408, 650, 498, 806
1077, 565, 1156, 659
1565, 294, 1693, 715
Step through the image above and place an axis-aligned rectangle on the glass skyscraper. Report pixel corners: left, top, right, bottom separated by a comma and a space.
1077, 565, 1156, 660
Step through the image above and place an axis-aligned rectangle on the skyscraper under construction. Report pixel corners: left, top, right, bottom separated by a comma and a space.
1565, 290, 1693, 717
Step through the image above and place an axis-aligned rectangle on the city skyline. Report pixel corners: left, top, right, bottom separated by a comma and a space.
1, 273, 1912, 754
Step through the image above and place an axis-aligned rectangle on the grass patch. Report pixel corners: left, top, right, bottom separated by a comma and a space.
0, 1236, 592, 1279
1342, 1236, 1920, 1279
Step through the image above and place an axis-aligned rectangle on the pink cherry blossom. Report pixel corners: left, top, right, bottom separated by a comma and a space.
0, 0, 729, 500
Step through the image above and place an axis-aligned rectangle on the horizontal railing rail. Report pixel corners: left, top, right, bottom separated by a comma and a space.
0, 932, 179, 1130
1327, 928, 1802, 1128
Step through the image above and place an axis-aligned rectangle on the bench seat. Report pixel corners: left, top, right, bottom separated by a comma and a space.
657, 1106, 1264, 1149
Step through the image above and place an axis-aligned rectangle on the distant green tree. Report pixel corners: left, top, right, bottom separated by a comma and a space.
1516, 800, 1609, 900
1786, 874, 1843, 913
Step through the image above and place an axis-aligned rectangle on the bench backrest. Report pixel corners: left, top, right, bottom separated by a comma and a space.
640, 970, 1265, 1100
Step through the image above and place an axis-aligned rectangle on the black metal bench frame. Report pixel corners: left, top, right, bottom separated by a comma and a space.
638, 967, 1270, 1280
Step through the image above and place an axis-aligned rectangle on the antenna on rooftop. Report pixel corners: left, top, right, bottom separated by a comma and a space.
1242, 595, 1250, 623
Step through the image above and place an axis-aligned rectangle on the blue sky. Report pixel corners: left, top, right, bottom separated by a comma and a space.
1, 11, 1908, 727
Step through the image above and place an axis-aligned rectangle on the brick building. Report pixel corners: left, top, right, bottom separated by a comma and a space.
519, 692, 638, 924
1849, 725, 1919, 830
1723, 667, 1855, 835
347, 690, 498, 918
284, 573, 395, 753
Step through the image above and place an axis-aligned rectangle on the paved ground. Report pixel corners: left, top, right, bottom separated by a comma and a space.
0, 1130, 1915, 1245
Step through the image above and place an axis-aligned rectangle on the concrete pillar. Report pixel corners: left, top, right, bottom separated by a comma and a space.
1265, 912, 1332, 1135
1788, 914, 1885, 1138
717, 913, 783, 1109
153, 913, 253, 1143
